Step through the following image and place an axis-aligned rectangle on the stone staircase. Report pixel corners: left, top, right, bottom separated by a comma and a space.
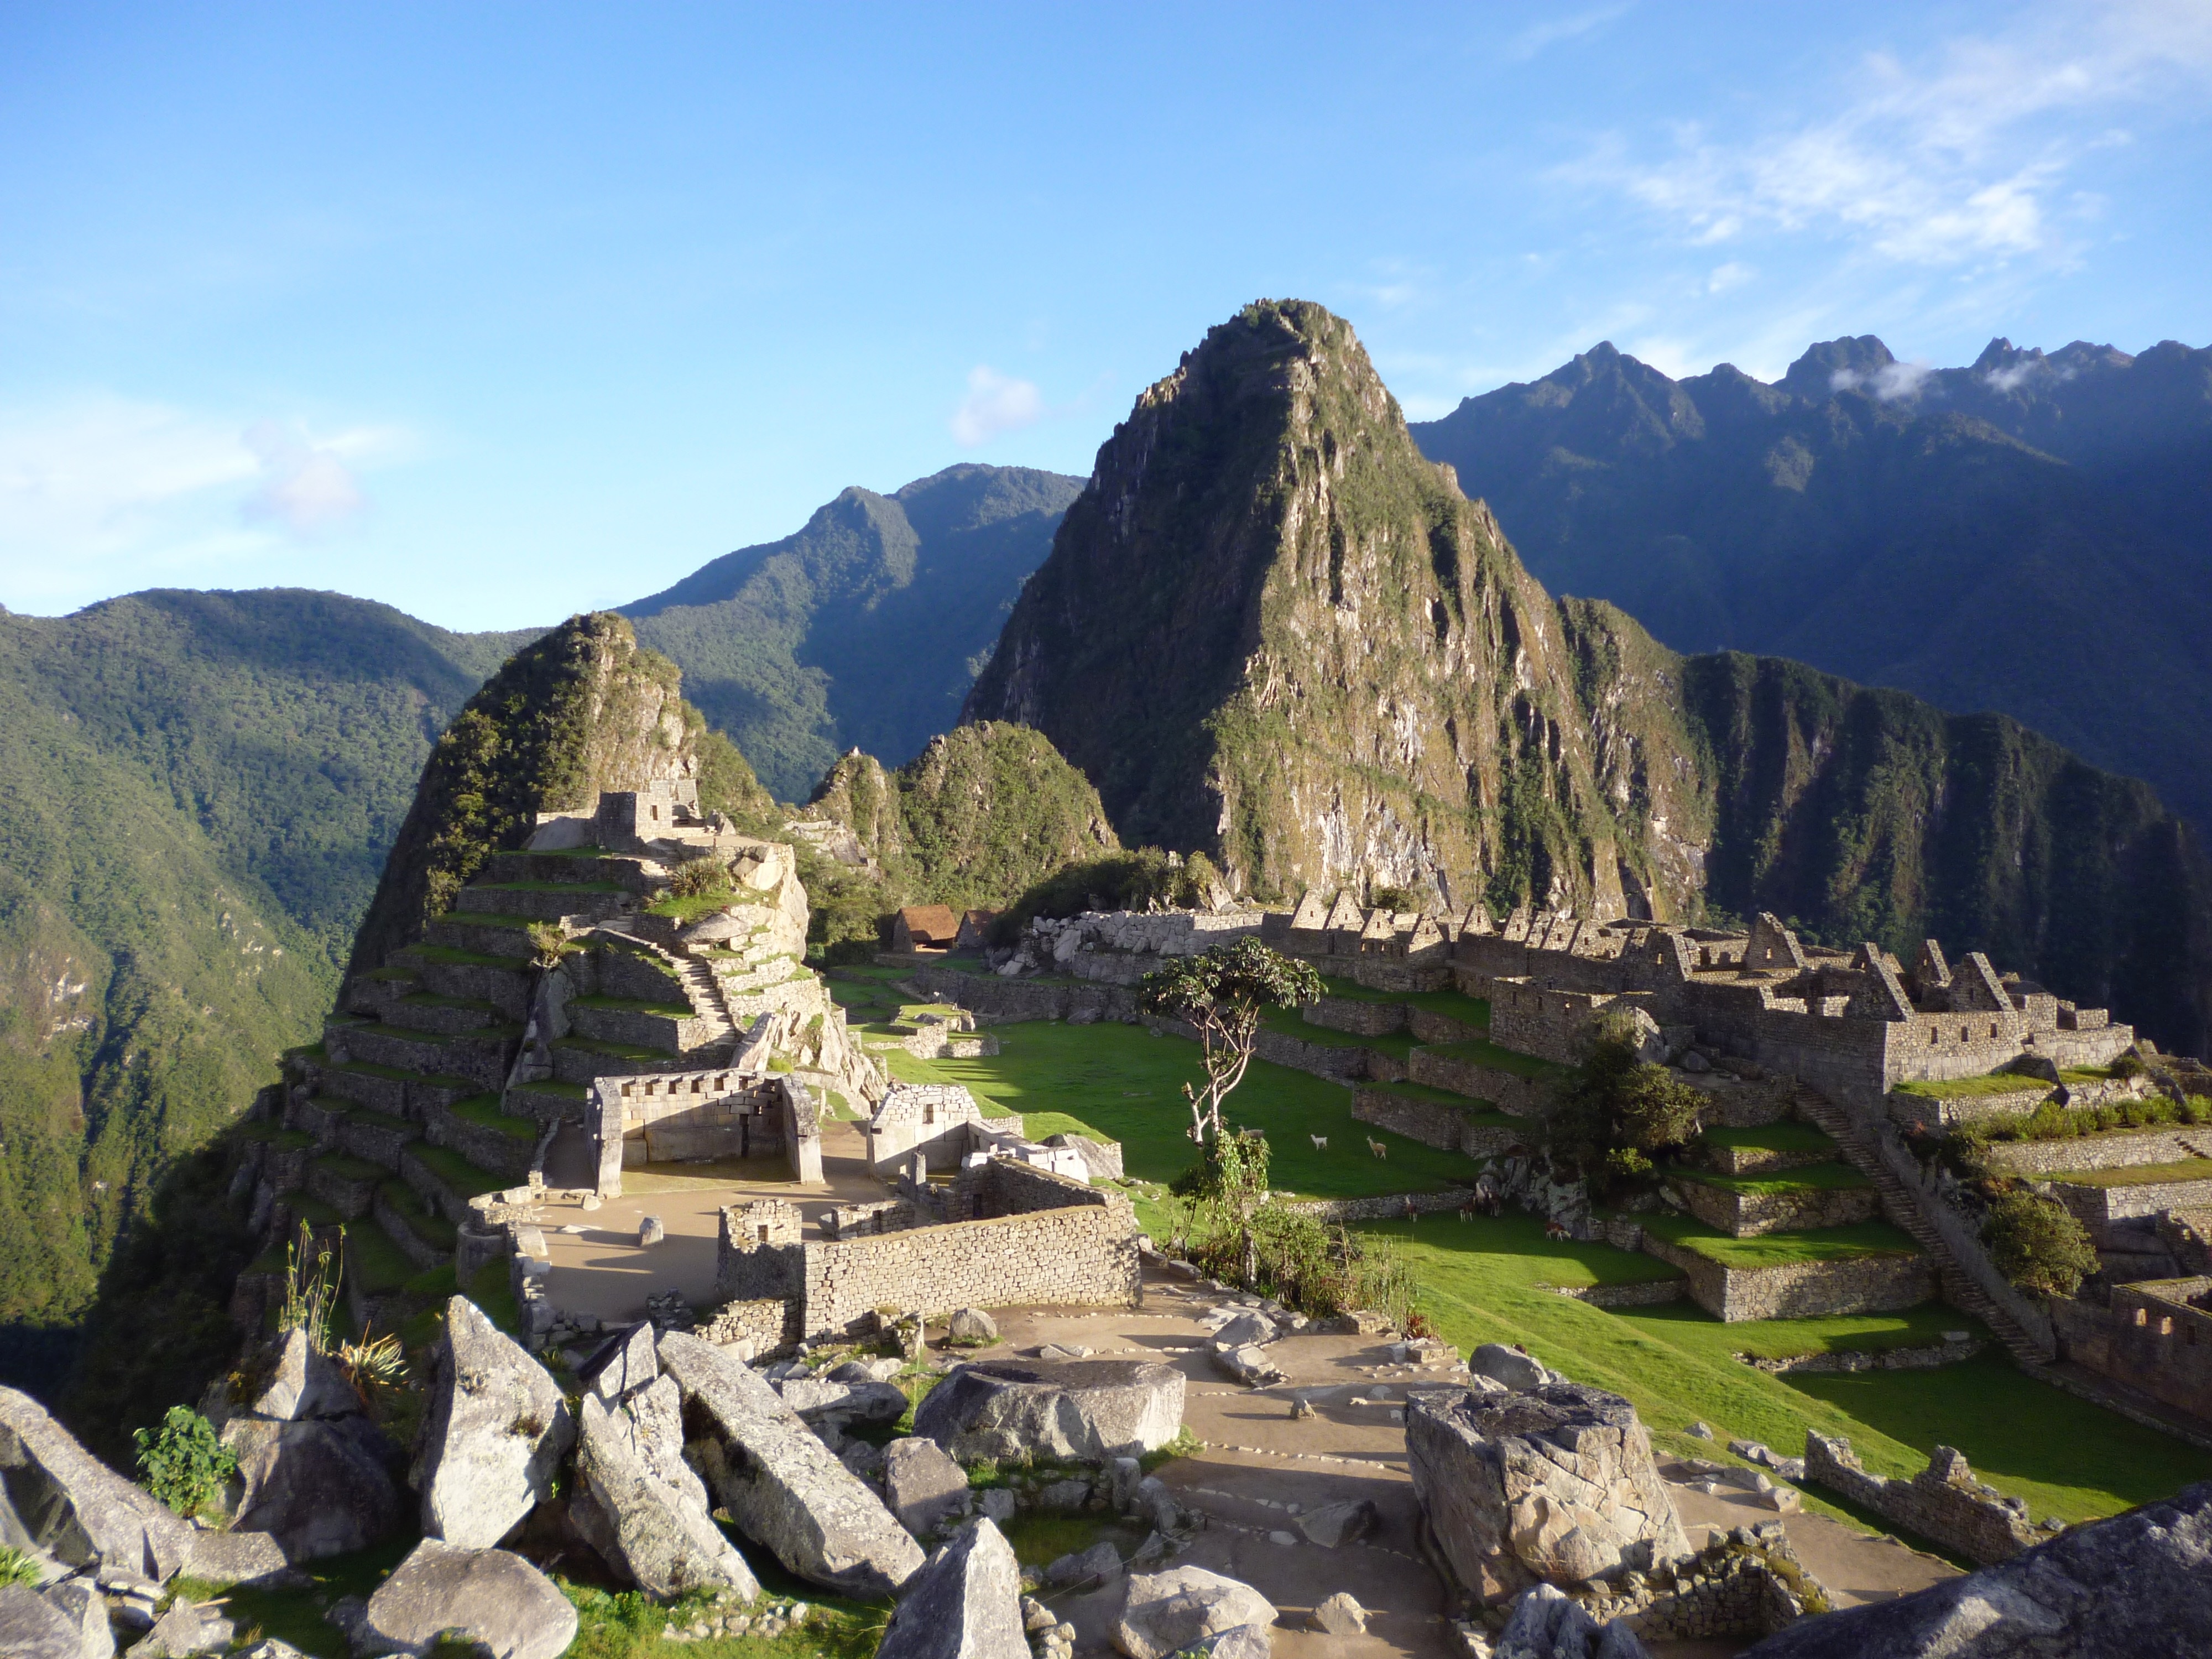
1788, 1082, 2058, 1365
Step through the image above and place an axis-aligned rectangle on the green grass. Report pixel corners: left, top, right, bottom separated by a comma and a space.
552, 1035, 669, 1063
406, 1144, 508, 1199
434, 907, 534, 929
1893, 1072, 2054, 1100
341, 1105, 414, 1136
2044, 1158, 2212, 1188
475, 879, 624, 894
2060, 1065, 2121, 1083
378, 1181, 456, 1251
877, 1018, 1470, 1201
1259, 1006, 1415, 1056
286, 1194, 343, 1228
1700, 1123, 1837, 1156
1412, 1035, 1570, 1079
235, 1121, 315, 1151
646, 887, 742, 922
573, 995, 698, 1018
1670, 1162, 1872, 1196
1312, 977, 1490, 1026
343, 1218, 418, 1296
1637, 1213, 1920, 1269
445, 1094, 540, 1142
1359, 1212, 2212, 1526
406, 943, 524, 968
468, 1259, 522, 1335
311, 1151, 387, 1184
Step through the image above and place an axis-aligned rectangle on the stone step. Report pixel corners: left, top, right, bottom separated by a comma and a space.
550, 1036, 688, 1086
344, 967, 421, 1018
317, 1061, 479, 1119
336, 1022, 520, 1092
332, 1103, 420, 1170
400, 1142, 513, 1228
454, 881, 634, 925
565, 995, 717, 1053
397, 947, 534, 1017
424, 914, 539, 959
373, 1180, 456, 1270
421, 1094, 541, 1182
479, 849, 661, 891
384, 993, 506, 1035
305, 1151, 384, 1220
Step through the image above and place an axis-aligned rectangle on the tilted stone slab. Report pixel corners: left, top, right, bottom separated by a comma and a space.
1406, 1382, 1690, 1606
572, 1392, 760, 1601
226, 1416, 404, 1561
876, 1515, 1028, 1659
0, 1385, 193, 1581
359, 1537, 578, 1659
1112, 1566, 1277, 1659
658, 1331, 924, 1598
0, 1583, 85, 1659
1738, 1479, 2212, 1658
912, 1358, 1185, 1465
418, 1297, 575, 1549
883, 1437, 971, 1537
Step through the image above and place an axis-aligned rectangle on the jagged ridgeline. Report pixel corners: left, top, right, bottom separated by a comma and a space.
965, 300, 2212, 1053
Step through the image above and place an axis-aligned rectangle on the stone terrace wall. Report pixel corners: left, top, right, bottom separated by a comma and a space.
1406, 1048, 1555, 1118
1667, 1176, 1879, 1238
2054, 1280, 2212, 1422
1983, 1128, 2212, 1177
1302, 997, 1407, 1037
1352, 1086, 1534, 1158
2047, 1172, 2212, 1237
1803, 1434, 2041, 1564
1886, 1085, 2053, 1133
1635, 1233, 1933, 1322
898, 963, 1138, 1026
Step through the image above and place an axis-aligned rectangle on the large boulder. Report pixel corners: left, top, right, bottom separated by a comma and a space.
884, 1437, 971, 1537
358, 1537, 577, 1659
1406, 1383, 1690, 1605
0, 1385, 194, 1581
226, 1416, 403, 1561
1470, 1344, 1549, 1392
41, 1576, 114, 1659
181, 1526, 294, 1588
875, 1515, 1027, 1659
418, 1298, 575, 1549
580, 1322, 658, 1402
227, 1328, 361, 1425
1495, 1584, 1648, 1659
658, 1331, 924, 1598
774, 1375, 911, 1431
571, 1392, 760, 1600
0, 1584, 82, 1659
1112, 1566, 1276, 1659
1739, 1480, 2212, 1658
912, 1359, 1184, 1464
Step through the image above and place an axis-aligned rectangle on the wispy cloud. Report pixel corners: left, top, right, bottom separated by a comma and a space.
950, 366, 1046, 447
1832, 358, 1934, 400
1564, 2, 2212, 270
0, 394, 405, 609
1506, 3, 1630, 62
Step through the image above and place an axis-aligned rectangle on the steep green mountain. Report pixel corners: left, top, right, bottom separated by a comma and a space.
625, 463, 1084, 800
0, 592, 534, 1388
966, 300, 2212, 1056
794, 721, 1120, 948
1407, 336, 2212, 833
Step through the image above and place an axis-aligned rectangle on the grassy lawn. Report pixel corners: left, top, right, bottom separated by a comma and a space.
1892, 1072, 2054, 1100
1670, 1162, 1872, 1196
876, 1018, 1469, 1201
1636, 1213, 1921, 1268
447, 1094, 540, 1142
1358, 1213, 2212, 1525
1313, 977, 1491, 1026
406, 1143, 509, 1198
2046, 1158, 2212, 1187
1701, 1123, 1837, 1156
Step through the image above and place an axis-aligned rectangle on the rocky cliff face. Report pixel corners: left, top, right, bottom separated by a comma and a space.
964, 301, 2212, 1054
964, 300, 1687, 918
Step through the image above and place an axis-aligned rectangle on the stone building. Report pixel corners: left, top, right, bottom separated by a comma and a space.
890, 905, 962, 953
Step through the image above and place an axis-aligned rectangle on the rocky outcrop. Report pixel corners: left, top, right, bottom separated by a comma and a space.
658, 1331, 923, 1598
1112, 1567, 1276, 1659
884, 1437, 972, 1537
0, 1385, 194, 1582
581, 1322, 658, 1401
1494, 1584, 1650, 1659
0, 1584, 87, 1659
774, 1375, 911, 1432
572, 1391, 760, 1600
912, 1359, 1184, 1464
358, 1538, 579, 1659
417, 1297, 576, 1550
875, 1516, 1028, 1659
1740, 1480, 2212, 1657
181, 1527, 294, 1588
1407, 1383, 1690, 1606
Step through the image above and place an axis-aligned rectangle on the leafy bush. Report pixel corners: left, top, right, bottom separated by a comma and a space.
1969, 1092, 2211, 1146
133, 1405, 237, 1519
1982, 1192, 2099, 1298
665, 855, 731, 900
1140, 940, 1326, 1142
1546, 1009, 1703, 1193
1369, 884, 1421, 913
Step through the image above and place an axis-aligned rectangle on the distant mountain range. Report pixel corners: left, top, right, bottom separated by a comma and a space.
1408, 333, 2212, 832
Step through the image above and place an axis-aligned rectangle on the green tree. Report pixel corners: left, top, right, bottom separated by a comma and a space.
1983, 1191, 2099, 1299
1139, 938, 1324, 1142
1547, 1009, 1703, 1191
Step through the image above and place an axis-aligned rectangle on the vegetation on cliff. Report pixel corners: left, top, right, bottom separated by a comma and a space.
627, 464, 1083, 799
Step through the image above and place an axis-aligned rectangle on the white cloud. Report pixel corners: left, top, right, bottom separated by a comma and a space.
1506, 3, 1630, 61
1706, 262, 1756, 295
241, 420, 368, 536
0, 394, 404, 609
950, 366, 1046, 447
1830, 359, 1933, 400
1564, 2, 2212, 270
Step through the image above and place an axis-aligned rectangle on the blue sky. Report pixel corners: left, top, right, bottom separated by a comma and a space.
3, 2, 2208, 630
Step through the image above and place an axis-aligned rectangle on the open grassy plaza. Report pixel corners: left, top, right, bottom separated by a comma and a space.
829, 977, 2212, 1530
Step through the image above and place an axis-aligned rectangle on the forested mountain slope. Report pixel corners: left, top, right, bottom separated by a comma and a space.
1408, 335, 2212, 832
625, 463, 1083, 799
967, 300, 2212, 1056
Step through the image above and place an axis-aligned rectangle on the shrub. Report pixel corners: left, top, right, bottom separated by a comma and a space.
1982, 1192, 2099, 1298
1546, 1009, 1702, 1192
526, 921, 581, 971
2110, 1051, 2148, 1079
133, 1406, 238, 1519
1369, 884, 1421, 913
666, 855, 732, 900
0, 1547, 39, 1589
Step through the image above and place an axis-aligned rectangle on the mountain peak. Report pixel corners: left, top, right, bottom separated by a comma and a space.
1781, 335, 1896, 402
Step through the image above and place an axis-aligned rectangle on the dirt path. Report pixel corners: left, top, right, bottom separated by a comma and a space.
981, 1271, 1960, 1658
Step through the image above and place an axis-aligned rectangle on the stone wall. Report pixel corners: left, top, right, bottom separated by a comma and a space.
1406, 1048, 1556, 1118
1886, 1084, 2053, 1133
1275, 1190, 1474, 1223
1253, 1026, 1387, 1083
2053, 1280, 2212, 1422
1635, 1232, 1933, 1322
2046, 1172, 2212, 1236
1302, 997, 1406, 1037
896, 963, 1139, 1026
1802, 1433, 2041, 1565
585, 1068, 820, 1191
697, 1297, 800, 1357
1406, 1005, 1487, 1045
1350, 1086, 1535, 1158
1981, 1128, 2212, 1177
1666, 1175, 1880, 1238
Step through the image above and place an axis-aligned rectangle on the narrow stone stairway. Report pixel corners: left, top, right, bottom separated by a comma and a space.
1789, 1082, 2057, 1365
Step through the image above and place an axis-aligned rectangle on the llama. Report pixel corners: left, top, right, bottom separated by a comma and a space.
1366, 1137, 1389, 1160
1310, 1134, 1329, 1152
